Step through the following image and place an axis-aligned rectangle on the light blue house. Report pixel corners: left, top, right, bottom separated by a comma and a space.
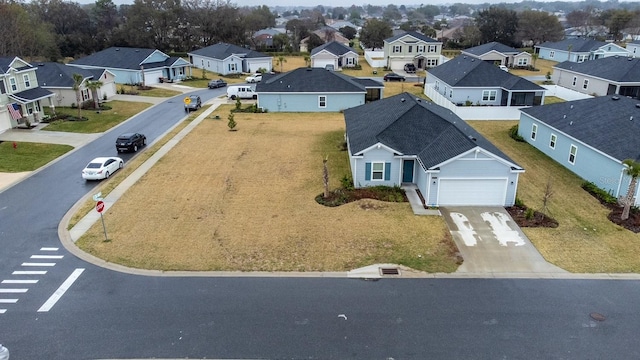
256, 68, 383, 112
188, 43, 272, 75
344, 92, 524, 206
69, 47, 191, 85
535, 38, 629, 63
519, 95, 640, 205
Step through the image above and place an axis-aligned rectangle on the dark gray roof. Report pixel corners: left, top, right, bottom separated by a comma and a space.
311, 41, 357, 56
536, 38, 607, 52
188, 43, 270, 60
428, 55, 543, 90
344, 92, 521, 169
385, 31, 439, 44
521, 95, 640, 162
10, 87, 54, 103
70, 47, 164, 70
256, 67, 368, 93
463, 42, 520, 56
35, 62, 105, 87
554, 56, 640, 82
0, 57, 33, 74
351, 78, 384, 87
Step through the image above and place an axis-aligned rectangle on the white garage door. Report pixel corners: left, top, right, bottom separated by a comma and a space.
390, 59, 407, 71
313, 59, 335, 69
249, 61, 271, 73
144, 69, 164, 85
438, 179, 507, 206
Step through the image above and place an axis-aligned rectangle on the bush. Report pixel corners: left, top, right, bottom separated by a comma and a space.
341, 174, 354, 190
525, 208, 535, 220
514, 197, 525, 207
509, 125, 525, 142
351, 64, 362, 70
581, 181, 618, 205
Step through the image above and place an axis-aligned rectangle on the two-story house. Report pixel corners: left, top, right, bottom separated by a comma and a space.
383, 31, 443, 70
1, 57, 54, 132
536, 38, 629, 63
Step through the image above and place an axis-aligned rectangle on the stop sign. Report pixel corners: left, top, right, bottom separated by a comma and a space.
96, 200, 105, 213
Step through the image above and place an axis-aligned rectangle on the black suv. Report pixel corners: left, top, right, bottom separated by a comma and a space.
184, 95, 202, 112
404, 63, 416, 73
116, 132, 146, 153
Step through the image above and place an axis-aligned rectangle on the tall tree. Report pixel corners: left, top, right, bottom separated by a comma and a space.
359, 18, 392, 50
382, 4, 401, 22
30, 0, 95, 57
340, 26, 357, 40
566, 9, 597, 37
604, 9, 634, 41
72, 73, 84, 118
122, 0, 184, 50
85, 80, 103, 109
518, 10, 564, 45
0, 2, 56, 58
475, 6, 519, 46
621, 159, 640, 221
90, 0, 120, 50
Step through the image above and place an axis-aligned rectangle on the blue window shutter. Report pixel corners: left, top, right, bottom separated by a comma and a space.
365, 163, 371, 181
384, 162, 391, 181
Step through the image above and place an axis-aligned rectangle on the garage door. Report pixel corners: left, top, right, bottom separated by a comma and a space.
249, 61, 271, 73
313, 59, 334, 69
390, 59, 407, 71
144, 69, 164, 85
438, 179, 507, 206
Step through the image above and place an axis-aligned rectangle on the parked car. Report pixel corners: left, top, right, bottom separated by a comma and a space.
184, 95, 202, 112
404, 63, 416, 73
499, 65, 509, 72
82, 157, 124, 180
245, 73, 262, 83
208, 79, 227, 88
227, 85, 257, 100
115, 132, 146, 153
384, 72, 406, 82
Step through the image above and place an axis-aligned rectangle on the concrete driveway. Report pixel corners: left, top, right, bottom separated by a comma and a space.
440, 206, 567, 276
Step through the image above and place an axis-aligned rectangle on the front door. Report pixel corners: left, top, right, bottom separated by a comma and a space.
402, 160, 414, 183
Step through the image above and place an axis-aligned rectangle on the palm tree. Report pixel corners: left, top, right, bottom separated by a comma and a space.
276, 56, 287, 72
304, 55, 311, 67
72, 73, 84, 118
621, 159, 640, 220
85, 80, 104, 110
532, 53, 538, 70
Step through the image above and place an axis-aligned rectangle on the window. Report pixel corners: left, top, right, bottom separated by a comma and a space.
434, 80, 439, 90
482, 90, 497, 101
417, 45, 425, 53
517, 58, 528, 66
318, 95, 326, 108
228, 63, 237, 72
346, 57, 355, 65
569, 145, 577, 164
0, 80, 5, 94
207, 61, 210, 67
427, 58, 438, 67
9, 77, 17, 91
23, 74, 30, 88
549, 134, 556, 149
82, 88, 90, 101
549, 51, 555, 58
408, 45, 413, 53
449, 90, 452, 98
583, 79, 589, 90
372, 162, 384, 180
427, 45, 437, 52
531, 124, 537, 140
393, 45, 402, 53
577, 55, 587, 63
572, 77, 577, 86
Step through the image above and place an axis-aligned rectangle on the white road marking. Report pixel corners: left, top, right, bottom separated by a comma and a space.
0, 289, 28, 293
22, 262, 56, 267
481, 212, 526, 246
0, 299, 18, 303
38, 268, 84, 312
40, 247, 59, 251
13, 271, 47, 275
2, 280, 38, 284
0, 309, 6, 314
450, 212, 480, 246
30, 255, 63, 259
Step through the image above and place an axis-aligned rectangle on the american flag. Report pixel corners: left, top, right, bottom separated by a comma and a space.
7, 103, 22, 120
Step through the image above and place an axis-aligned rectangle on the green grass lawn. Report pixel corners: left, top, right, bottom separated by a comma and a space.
0, 141, 73, 172
117, 85, 182, 97
43, 101, 152, 133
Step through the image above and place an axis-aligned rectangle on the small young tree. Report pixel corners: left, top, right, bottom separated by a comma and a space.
304, 55, 311, 67
227, 112, 237, 131
541, 177, 554, 219
322, 156, 330, 198
276, 56, 287, 72
235, 97, 242, 111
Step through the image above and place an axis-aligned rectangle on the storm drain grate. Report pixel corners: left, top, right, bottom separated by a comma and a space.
379, 267, 400, 276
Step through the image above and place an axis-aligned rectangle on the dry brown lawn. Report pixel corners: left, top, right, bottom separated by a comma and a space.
77, 110, 458, 272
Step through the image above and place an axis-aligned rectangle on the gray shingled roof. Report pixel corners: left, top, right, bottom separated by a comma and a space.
188, 43, 270, 60
344, 92, 521, 169
463, 42, 520, 56
428, 55, 543, 90
70, 47, 162, 70
35, 62, 104, 87
311, 41, 357, 56
521, 95, 640, 162
256, 67, 369, 93
10, 87, 54, 102
384, 30, 439, 44
554, 56, 640, 82
0, 57, 34, 74
536, 38, 607, 52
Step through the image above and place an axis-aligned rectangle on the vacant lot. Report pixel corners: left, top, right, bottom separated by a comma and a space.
77, 110, 458, 273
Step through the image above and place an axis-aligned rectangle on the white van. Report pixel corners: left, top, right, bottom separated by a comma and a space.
227, 85, 257, 100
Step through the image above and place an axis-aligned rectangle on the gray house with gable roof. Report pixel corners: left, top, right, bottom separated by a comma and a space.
536, 38, 629, 63
552, 56, 640, 98
345, 92, 524, 206
426, 55, 545, 106
69, 47, 191, 85
519, 95, 640, 205
35, 62, 116, 107
311, 41, 359, 70
256, 67, 383, 112
188, 43, 272, 75
462, 41, 532, 68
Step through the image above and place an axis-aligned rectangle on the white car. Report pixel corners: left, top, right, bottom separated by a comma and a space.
245, 73, 262, 83
82, 157, 124, 180
499, 65, 509, 72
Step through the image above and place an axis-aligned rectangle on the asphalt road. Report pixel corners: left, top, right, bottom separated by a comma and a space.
2, 88, 640, 359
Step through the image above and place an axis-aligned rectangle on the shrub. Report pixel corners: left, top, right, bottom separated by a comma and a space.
352, 64, 362, 70
581, 181, 617, 205
525, 208, 535, 220
509, 125, 525, 142
514, 197, 525, 207
341, 174, 354, 190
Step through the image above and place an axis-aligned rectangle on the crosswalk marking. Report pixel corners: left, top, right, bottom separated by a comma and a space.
30, 255, 63, 259
12, 271, 47, 275
0, 289, 28, 293
0, 299, 18, 303
0, 309, 6, 314
21, 262, 56, 267
2, 280, 38, 284
38, 268, 84, 312
40, 247, 59, 251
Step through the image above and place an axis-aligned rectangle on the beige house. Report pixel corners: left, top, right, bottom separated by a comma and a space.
383, 31, 443, 70
36, 62, 117, 108
310, 41, 359, 70
461, 41, 532, 68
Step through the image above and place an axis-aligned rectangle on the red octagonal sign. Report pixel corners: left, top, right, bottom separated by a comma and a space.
96, 200, 105, 213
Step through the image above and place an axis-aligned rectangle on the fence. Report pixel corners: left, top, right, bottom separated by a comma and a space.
364, 50, 386, 68
424, 86, 527, 121
541, 85, 593, 101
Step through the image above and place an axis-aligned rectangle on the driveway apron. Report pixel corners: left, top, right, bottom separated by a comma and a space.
440, 206, 567, 275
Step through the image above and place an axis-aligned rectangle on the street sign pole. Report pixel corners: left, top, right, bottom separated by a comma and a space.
100, 213, 108, 242
96, 200, 108, 242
